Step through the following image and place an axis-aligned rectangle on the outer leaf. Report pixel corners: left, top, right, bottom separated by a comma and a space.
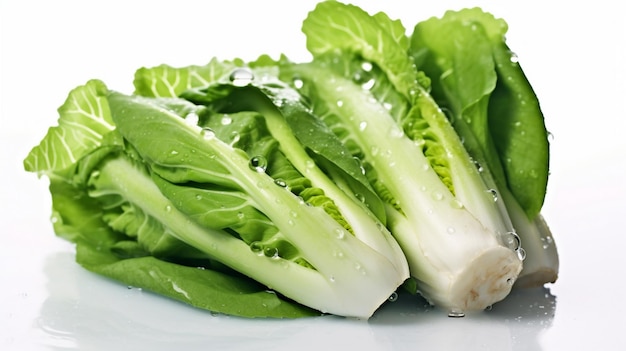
133, 58, 243, 98
303, 1, 428, 99
23, 80, 116, 174
76, 238, 319, 318
488, 44, 550, 218
410, 8, 549, 218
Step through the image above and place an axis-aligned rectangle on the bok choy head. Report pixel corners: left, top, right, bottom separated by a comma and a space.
23, 63, 410, 318
281, 1, 538, 313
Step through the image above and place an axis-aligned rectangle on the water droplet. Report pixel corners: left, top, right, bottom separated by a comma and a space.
221, 114, 232, 125
329, 275, 336, 282
447, 227, 455, 234
361, 78, 375, 90
237, 211, 245, 220
249, 155, 268, 173
510, 52, 519, 63
229, 68, 254, 87
287, 219, 295, 226
370, 146, 379, 156
487, 189, 498, 202
450, 199, 464, 209
516, 247, 527, 261
448, 309, 465, 318
500, 232, 521, 250
250, 241, 263, 254
165, 205, 172, 213
336, 100, 344, 107
195, 194, 202, 200
359, 121, 368, 131
200, 127, 215, 140
229, 131, 241, 146
335, 228, 345, 239
354, 193, 365, 203
388, 292, 399, 302
473, 159, 484, 172
431, 191, 444, 201
274, 178, 287, 188
170, 150, 179, 155
389, 126, 404, 138
263, 247, 279, 258
293, 77, 304, 89
185, 112, 199, 126
289, 210, 298, 219
361, 61, 373, 72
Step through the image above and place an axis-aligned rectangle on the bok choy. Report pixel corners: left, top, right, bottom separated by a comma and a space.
24, 0, 557, 319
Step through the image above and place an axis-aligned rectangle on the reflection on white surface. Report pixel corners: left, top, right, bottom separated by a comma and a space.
24, 249, 556, 351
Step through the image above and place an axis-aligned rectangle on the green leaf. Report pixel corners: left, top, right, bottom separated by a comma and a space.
410, 8, 549, 218
76, 237, 319, 318
23, 80, 116, 174
182, 76, 387, 223
133, 58, 244, 98
488, 44, 550, 218
302, 1, 428, 99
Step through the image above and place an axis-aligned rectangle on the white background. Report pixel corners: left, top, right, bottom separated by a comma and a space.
1, 1, 625, 350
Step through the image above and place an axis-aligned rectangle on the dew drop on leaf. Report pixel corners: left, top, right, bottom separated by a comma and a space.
516, 247, 527, 261
220, 114, 232, 125
487, 189, 498, 202
335, 228, 345, 239
229, 68, 254, 87
500, 232, 521, 251
249, 241, 263, 254
274, 178, 287, 188
361, 78, 375, 90
249, 155, 268, 173
200, 127, 215, 140
263, 247, 279, 258
292, 77, 304, 89
185, 112, 199, 126
229, 131, 241, 146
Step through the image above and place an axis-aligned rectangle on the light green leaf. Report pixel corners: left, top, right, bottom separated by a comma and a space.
303, 1, 427, 99
23, 80, 116, 174
411, 8, 549, 218
133, 58, 243, 98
